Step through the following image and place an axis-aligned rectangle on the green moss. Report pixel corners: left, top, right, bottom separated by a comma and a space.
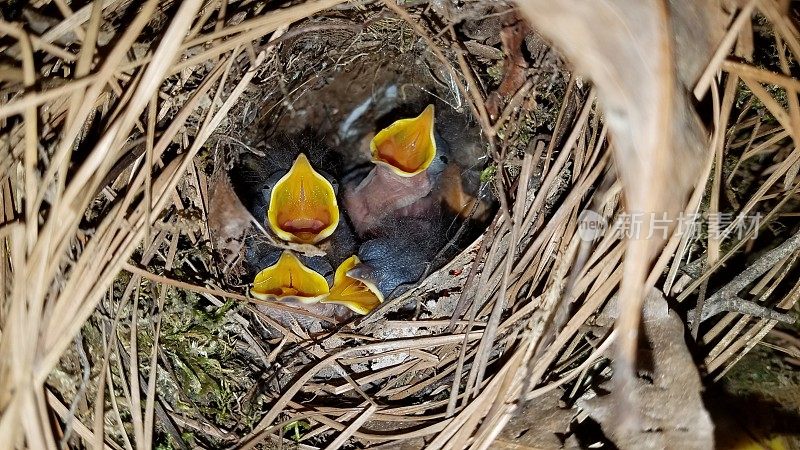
723, 344, 800, 408
487, 60, 504, 86
735, 82, 788, 125
151, 292, 246, 426
121, 280, 255, 445
480, 165, 497, 183
284, 420, 311, 442
155, 441, 176, 450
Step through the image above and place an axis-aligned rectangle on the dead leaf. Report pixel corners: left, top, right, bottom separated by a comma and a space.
515, 0, 720, 431
581, 289, 714, 449
495, 390, 573, 449
208, 173, 251, 272
486, 15, 530, 120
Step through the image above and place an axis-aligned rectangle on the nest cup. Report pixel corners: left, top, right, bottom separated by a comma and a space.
201, 5, 571, 447
226, 28, 501, 319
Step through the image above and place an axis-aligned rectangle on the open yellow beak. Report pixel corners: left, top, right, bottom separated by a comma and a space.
250, 251, 329, 303
268, 154, 339, 244
321, 255, 383, 315
370, 104, 436, 177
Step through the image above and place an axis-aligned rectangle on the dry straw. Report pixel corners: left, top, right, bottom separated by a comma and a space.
0, 0, 798, 448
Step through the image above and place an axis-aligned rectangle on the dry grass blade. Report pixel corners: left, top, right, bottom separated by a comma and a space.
2, 0, 271, 445
694, 0, 757, 99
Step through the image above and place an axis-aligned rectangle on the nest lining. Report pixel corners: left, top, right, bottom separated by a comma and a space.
200, 9, 581, 447
128, 5, 576, 447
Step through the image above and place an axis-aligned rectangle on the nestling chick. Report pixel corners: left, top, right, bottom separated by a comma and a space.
338, 105, 457, 304
320, 254, 384, 315
267, 154, 339, 244
250, 250, 331, 304
235, 143, 358, 268
343, 104, 448, 236
347, 216, 445, 301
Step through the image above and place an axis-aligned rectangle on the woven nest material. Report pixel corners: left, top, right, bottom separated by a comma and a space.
1, 0, 800, 449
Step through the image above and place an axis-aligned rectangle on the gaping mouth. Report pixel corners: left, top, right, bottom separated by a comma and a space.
250, 251, 329, 303
321, 255, 383, 315
370, 104, 437, 177
279, 218, 328, 238
268, 153, 339, 244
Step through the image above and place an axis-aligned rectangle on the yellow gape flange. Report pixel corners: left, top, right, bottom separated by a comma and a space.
251, 251, 330, 303
268, 154, 339, 244
321, 255, 383, 315
370, 104, 436, 177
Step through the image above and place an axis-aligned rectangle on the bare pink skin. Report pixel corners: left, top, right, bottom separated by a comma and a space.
344, 165, 435, 235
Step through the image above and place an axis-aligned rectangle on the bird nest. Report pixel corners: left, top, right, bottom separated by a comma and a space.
2, 0, 800, 449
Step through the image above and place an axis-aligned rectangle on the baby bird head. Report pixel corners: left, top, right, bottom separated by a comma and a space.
250, 251, 330, 303
370, 104, 437, 177
320, 255, 383, 315
267, 153, 339, 244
